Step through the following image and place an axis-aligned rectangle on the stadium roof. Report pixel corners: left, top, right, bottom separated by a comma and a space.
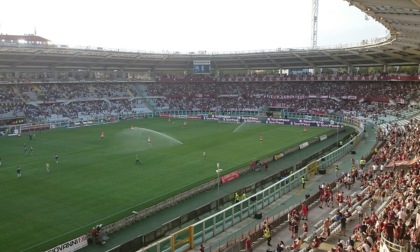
0, 0, 419, 72
0, 34, 50, 44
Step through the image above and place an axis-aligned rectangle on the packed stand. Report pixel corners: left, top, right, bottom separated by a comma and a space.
0, 80, 418, 120
146, 81, 419, 117
0, 83, 142, 120
269, 119, 420, 252
303, 119, 420, 252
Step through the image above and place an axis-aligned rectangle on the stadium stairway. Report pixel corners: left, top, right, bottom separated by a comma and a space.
79, 126, 377, 252
249, 168, 374, 252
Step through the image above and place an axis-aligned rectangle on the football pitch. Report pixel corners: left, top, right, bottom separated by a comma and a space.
0, 118, 335, 252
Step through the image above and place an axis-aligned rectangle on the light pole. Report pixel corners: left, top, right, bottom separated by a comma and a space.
216, 163, 222, 210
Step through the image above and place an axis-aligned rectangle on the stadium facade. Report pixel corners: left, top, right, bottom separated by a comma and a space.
0, 0, 419, 81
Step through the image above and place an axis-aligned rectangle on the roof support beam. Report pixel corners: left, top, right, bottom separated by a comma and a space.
291, 53, 315, 68
265, 54, 282, 68
350, 0, 417, 9
236, 57, 249, 69
346, 50, 386, 65
321, 51, 351, 66
370, 47, 419, 63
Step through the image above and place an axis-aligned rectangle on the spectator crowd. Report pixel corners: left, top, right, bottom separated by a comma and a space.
262, 118, 420, 252
0, 78, 418, 122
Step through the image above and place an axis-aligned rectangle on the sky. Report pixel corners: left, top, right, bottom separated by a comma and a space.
0, 0, 388, 53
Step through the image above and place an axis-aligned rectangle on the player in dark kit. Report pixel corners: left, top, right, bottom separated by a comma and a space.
16, 166, 21, 178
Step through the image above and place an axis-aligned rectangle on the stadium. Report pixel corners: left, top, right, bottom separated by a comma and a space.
0, 0, 419, 252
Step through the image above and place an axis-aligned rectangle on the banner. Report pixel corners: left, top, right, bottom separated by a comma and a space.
158, 75, 420, 83
299, 142, 309, 150
341, 95, 358, 100
45, 234, 88, 252
385, 157, 419, 168
220, 171, 240, 184
273, 152, 284, 161
395, 97, 406, 104
21, 124, 51, 132
187, 115, 201, 120
266, 118, 342, 128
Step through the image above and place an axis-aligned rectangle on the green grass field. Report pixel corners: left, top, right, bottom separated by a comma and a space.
0, 118, 335, 251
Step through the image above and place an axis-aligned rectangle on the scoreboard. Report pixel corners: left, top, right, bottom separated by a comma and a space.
193, 60, 211, 74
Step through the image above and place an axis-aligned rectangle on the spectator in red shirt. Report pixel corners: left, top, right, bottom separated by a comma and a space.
245, 236, 252, 252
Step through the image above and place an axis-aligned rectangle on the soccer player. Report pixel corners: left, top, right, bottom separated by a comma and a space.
55, 154, 59, 164
147, 136, 151, 144
259, 135, 263, 142
30, 146, 34, 155
184, 121, 187, 128
101, 131, 104, 139
0, 157, 2, 166
45, 161, 50, 172
16, 166, 21, 178
203, 151, 206, 159
135, 155, 141, 165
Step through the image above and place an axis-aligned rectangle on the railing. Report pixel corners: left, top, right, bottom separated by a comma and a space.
380, 230, 407, 252
192, 168, 307, 249
138, 118, 365, 252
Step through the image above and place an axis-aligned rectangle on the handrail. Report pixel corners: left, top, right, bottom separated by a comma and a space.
380, 232, 406, 252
